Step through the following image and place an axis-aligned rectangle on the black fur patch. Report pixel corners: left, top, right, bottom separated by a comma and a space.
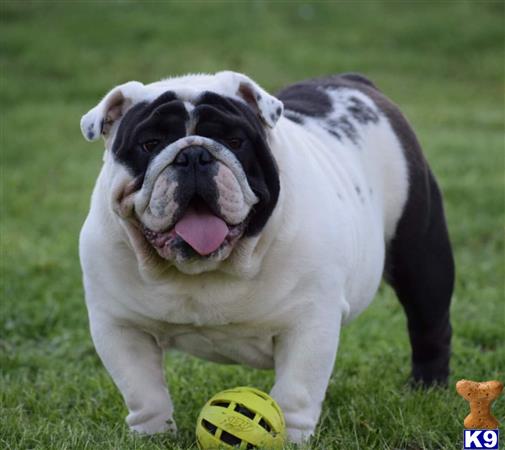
327, 116, 357, 144
324, 127, 341, 139
112, 91, 187, 177
284, 111, 304, 125
347, 96, 379, 124
276, 73, 380, 144
194, 92, 280, 236
339, 72, 378, 88
276, 82, 332, 117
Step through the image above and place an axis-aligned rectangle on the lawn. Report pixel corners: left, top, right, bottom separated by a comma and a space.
1, 1, 504, 449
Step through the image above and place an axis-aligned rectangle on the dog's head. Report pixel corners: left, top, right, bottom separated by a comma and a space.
81, 72, 283, 274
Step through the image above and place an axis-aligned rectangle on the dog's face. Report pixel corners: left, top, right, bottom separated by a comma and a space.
81, 72, 283, 274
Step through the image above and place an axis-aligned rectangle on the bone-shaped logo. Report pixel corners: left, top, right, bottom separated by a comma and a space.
456, 379, 503, 429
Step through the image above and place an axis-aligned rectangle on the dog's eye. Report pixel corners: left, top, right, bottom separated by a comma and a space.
141, 140, 160, 153
225, 138, 243, 150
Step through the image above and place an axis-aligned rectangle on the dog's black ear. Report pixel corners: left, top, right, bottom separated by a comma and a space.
217, 71, 284, 128
80, 81, 144, 142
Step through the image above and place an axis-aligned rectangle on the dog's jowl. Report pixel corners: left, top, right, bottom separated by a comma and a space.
79, 71, 454, 442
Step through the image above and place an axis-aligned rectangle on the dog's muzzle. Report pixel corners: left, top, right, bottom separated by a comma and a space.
134, 136, 258, 257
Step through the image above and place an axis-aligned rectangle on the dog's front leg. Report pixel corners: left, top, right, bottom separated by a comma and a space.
89, 313, 175, 435
270, 307, 342, 443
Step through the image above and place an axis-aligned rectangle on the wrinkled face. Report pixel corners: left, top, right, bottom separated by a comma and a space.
98, 85, 281, 272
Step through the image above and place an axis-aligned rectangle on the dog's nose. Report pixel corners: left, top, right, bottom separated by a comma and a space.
173, 146, 214, 168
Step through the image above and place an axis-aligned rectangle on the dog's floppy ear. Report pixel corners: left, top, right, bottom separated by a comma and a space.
80, 81, 145, 142
217, 71, 284, 128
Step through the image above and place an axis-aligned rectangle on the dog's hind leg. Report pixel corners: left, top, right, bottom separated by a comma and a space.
385, 163, 455, 386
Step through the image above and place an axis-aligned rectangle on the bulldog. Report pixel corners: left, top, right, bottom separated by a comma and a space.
79, 71, 454, 443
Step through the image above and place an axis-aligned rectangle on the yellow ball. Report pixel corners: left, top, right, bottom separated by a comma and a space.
195, 386, 286, 450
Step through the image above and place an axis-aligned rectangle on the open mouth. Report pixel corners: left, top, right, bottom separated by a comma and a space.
141, 197, 245, 259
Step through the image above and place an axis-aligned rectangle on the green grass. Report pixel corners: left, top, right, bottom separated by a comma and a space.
1, 1, 504, 449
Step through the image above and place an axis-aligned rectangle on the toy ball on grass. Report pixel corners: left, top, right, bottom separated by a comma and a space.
196, 386, 286, 449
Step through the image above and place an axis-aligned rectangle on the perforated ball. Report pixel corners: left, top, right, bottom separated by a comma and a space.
195, 386, 286, 450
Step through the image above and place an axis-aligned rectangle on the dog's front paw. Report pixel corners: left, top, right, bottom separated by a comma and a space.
129, 414, 177, 435
285, 425, 314, 444
127, 404, 177, 435
270, 385, 316, 444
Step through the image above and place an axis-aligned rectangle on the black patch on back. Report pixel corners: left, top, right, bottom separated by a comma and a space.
347, 96, 379, 124
276, 73, 381, 143
324, 127, 341, 139
194, 92, 280, 236
112, 91, 188, 177
339, 72, 378, 89
276, 82, 332, 117
327, 117, 357, 144
283, 111, 304, 125
276, 73, 379, 121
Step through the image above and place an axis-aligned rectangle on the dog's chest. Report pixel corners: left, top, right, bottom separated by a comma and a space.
155, 323, 275, 369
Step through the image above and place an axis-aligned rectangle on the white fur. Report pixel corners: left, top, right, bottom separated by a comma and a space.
79, 71, 408, 442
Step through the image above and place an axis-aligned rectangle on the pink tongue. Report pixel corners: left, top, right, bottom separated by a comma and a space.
174, 205, 229, 256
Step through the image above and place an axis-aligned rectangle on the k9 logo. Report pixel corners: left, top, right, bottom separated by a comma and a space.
463, 429, 499, 449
